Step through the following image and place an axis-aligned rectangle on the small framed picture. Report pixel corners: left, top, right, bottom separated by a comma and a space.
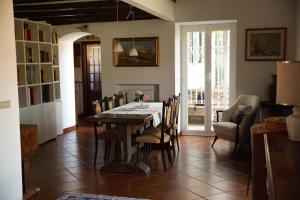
245, 28, 287, 61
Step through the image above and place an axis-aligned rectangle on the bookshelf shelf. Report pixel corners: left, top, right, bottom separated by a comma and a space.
15, 18, 60, 109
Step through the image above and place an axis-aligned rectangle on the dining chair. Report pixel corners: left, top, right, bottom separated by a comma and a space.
136, 99, 174, 171
92, 99, 110, 167
171, 94, 180, 157
114, 92, 128, 107
103, 96, 115, 110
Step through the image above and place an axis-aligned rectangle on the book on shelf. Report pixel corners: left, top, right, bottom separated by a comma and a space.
29, 87, 35, 105
54, 70, 57, 81
25, 47, 33, 63
26, 66, 36, 84
42, 85, 50, 103
23, 23, 32, 41
52, 32, 58, 44
53, 55, 57, 65
38, 30, 44, 42
41, 69, 44, 83
40, 50, 50, 62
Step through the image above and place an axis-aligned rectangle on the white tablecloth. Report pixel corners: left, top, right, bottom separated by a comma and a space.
102, 102, 163, 127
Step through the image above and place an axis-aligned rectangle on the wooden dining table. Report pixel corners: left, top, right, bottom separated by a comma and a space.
89, 102, 163, 175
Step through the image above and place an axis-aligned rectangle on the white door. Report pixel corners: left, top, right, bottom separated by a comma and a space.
181, 22, 236, 135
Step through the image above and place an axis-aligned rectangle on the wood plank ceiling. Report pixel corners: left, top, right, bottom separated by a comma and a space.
13, 0, 159, 25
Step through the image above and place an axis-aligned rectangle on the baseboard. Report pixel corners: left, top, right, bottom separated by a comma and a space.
63, 125, 76, 134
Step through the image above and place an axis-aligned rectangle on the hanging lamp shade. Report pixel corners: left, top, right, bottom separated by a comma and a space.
114, 41, 123, 52
129, 48, 138, 56
129, 8, 138, 57
114, 0, 123, 53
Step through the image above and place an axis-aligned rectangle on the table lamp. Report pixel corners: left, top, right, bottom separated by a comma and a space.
276, 61, 300, 141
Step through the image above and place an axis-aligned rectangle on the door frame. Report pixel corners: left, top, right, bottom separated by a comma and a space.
180, 21, 237, 135
80, 41, 101, 117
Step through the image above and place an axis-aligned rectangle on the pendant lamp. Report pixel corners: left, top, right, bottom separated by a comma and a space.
114, 0, 123, 53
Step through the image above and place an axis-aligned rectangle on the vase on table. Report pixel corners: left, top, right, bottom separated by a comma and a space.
139, 99, 144, 108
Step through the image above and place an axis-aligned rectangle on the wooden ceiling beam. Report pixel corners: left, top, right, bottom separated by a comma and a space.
13, 0, 111, 6
14, 1, 121, 10
46, 15, 156, 25
18, 12, 154, 21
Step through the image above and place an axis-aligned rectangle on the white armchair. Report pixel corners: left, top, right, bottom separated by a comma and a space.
212, 95, 259, 153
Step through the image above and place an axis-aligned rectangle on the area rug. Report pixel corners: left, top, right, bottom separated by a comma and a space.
57, 193, 148, 200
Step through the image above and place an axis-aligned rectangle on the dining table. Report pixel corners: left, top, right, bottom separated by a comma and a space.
90, 102, 163, 175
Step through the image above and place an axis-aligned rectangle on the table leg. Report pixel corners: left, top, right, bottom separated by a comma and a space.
100, 123, 150, 176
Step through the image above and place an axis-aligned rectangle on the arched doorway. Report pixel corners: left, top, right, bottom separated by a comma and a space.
73, 35, 102, 121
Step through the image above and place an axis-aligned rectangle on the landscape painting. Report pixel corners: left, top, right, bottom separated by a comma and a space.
114, 37, 159, 67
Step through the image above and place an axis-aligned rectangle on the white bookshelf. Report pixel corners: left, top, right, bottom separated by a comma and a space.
15, 18, 62, 143
14, 18, 60, 108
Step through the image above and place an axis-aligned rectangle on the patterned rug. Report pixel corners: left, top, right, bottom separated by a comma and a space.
57, 193, 148, 200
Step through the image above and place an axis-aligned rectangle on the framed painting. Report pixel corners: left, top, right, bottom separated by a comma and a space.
245, 28, 287, 61
113, 37, 159, 67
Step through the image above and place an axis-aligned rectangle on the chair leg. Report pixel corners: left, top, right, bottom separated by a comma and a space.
136, 143, 140, 162
234, 142, 238, 154
144, 144, 147, 162
93, 124, 98, 168
211, 136, 218, 147
171, 136, 176, 158
176, 129, 180, 152
161, 143, 167, 171
104, 140, 108, 162
166, 142, 173, 167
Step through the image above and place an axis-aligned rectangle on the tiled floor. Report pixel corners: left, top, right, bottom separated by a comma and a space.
27, 125, 251, 200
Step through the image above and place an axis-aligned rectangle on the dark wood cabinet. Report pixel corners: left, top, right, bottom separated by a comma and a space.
264, 133, 300, 200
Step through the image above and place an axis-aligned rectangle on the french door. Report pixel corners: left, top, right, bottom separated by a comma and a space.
181, 22, 236, 135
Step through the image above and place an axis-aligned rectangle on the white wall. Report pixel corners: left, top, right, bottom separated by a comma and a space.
0, 0, 23, 199
58, 32, 89, 129
175, 0, 297, 100
58, 20, 175, 101
296, 0, 300, 59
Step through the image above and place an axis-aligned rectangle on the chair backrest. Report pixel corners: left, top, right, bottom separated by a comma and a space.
234, 95, 259, 143
114, 92, 128, 107
103, 96, 114, 110
160, 99, 174, 141
92, 99, 103, 114
173, 94, 181, 125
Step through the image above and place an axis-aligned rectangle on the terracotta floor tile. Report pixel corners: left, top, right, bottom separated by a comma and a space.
26, 124, 250, 199
57, 181, 87, 192
187, 182, 223, 197
211, 179, 247, 192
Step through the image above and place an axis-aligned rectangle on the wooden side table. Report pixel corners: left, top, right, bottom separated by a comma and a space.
20, 124, 40, 199
250, 118, 287, 200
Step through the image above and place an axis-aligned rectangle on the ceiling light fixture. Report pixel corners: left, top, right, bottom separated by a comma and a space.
114, 0, 123, 53
127, 7, 138, 57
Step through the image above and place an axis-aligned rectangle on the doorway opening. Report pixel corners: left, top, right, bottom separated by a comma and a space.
73, 35, 102, 123
180, 21, 237, 135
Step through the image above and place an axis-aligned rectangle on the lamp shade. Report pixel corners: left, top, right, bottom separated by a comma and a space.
114, 41, 123, 52
129, 48, 138, 56
276, 61, 300, 106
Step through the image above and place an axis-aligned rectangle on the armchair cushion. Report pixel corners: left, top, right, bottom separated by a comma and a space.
213, 122, 238, 141
231, 105, 252, 123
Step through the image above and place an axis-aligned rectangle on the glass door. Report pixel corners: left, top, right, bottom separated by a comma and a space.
181, 22, 236, 134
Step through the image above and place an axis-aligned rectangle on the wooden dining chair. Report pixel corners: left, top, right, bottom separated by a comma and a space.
171, 94, 181, 156
92, 99, 110, 167
136, 99, 174, 171
114, 92, 128, 107
103, 96, 115, 110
